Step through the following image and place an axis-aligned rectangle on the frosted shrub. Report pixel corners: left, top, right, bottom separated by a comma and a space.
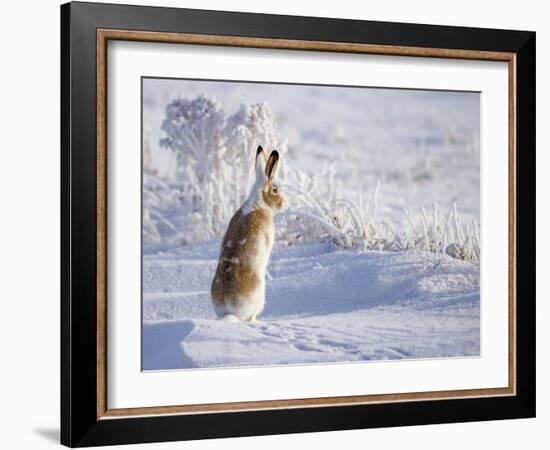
155, 95, 287, 241
224, 102, 288, 208
402, 202, 480, 261
277, 162, 362, 248
159, 95, 226, 179
142, 174, 185, 245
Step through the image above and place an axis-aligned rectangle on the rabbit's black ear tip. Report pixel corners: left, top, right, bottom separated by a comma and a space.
256, 145, 264, 155
271, 150, 279, 159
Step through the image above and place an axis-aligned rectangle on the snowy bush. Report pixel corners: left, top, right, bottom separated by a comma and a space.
155, 95, 287, 241
145, 94, 480, 262
223, 102, 288, 211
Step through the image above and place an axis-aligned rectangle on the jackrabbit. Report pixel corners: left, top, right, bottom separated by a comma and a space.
211, 146, 285, 322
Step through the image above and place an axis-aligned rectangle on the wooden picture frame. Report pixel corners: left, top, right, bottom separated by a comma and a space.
61, 1, 535, 447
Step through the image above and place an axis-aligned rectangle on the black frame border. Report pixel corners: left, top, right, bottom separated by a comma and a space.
61, 2, 535, 447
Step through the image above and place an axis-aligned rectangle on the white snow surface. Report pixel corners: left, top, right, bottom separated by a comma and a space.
142, 240, 480, 370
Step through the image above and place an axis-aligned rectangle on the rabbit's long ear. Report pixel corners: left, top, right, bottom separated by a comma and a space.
265, 150, 280, 183
255, 145, 267, 181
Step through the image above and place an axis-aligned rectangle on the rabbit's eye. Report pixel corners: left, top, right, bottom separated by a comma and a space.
272, 186, 279, 194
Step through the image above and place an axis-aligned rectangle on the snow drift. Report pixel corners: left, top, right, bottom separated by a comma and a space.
142, 240, 479, 370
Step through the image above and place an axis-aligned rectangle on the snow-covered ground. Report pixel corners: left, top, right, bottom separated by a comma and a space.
143, 240, 479, 370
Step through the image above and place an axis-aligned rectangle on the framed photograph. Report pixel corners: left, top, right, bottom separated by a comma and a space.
61, 1, 535, 447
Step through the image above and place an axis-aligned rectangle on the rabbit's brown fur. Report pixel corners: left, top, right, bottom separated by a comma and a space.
211, 208, 273, 309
